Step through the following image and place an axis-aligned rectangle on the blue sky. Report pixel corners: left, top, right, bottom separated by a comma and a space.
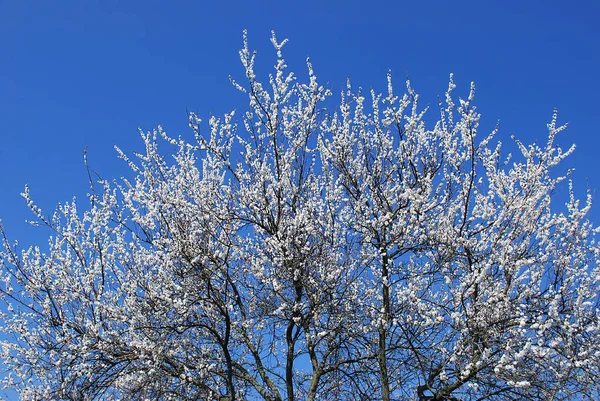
1, 0, 599, 241
0, 1, 598, 399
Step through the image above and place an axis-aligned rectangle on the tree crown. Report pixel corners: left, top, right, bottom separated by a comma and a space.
1, 32, 599, 401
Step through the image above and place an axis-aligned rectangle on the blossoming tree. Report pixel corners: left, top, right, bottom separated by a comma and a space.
1, 32, 599, 401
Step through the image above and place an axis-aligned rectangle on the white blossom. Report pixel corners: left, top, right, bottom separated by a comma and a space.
0, 33, 598, 401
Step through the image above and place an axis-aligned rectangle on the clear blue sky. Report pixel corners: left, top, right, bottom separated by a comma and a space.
1, 0, 599, 242
0, 1, 599, 399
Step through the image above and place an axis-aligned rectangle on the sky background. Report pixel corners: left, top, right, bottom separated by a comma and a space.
0, 0, 599, 398
1, 0, 599, 245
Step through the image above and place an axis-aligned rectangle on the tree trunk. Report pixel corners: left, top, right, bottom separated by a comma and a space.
379, 252, 391, 401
